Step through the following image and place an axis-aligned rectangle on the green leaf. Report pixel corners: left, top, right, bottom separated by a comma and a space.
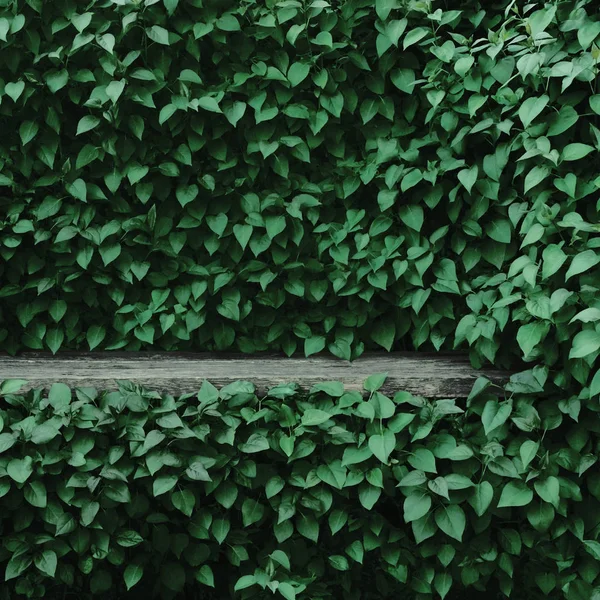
457, 165, 478, 194
224, 101, 246, 127
66, 178, 87, 202
301, 409, 332, 426
7, 457, 33, 483
403, 27, 428, 49
277, 582, 296, 600
234, 575, 257, 591
408, 448, 436, 473
359, 483, 381, 510
186, 462, 212, 481
24, 481, 47, 508
198, 96, 222, 113
487, 219, 512, 243
364, 372, 388, 392
46, 327, 63, 354
534, 476, 560, 508
146, 25, 170, 45
239, 433, 270, 453
212, 518, 230, 544
34, 550, 57, 578
434, 572, 453, 600
542, 244, 567, 279
116, 530, 144, 547
49, 383, 71, 410
124, 564, 144, 590
195, 564, 214, 587
0, 433, 16, 453
87, 325, 106, 350
468, 482, 494, 517
583, 540, 600, 561
46, 70, 68, 93
329, 509, 348, 535
519, 440, 539, 469
481, 399, 513, 435
328, 555, 350, 571
5, 554, 31, 581
31, 422, 59, 445
153, 475, 178, 497
524, 166, 550, 193
497, 481, 533, 508
570, 330, 600, 359
19, 121, 39, 145
562, 143, 594, 161
578, 20, 600, 49
0, 17, 8, 41
172, 489, 196, 517
1, 379, 28, 394
565, 250, 600, 280
518, 95, 549, 129
311, 381, 345, 397
242, 498, 264, 526
288, 62, 310, 87
368, 430, 396, 463
434, 505, 466, 541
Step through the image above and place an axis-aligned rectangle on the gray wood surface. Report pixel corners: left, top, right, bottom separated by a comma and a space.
0, 352, 509, 398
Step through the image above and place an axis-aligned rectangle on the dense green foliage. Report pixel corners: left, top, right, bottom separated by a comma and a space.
0, 0, 598, 375
2, 0, 600, 597
0, 373, 598, 600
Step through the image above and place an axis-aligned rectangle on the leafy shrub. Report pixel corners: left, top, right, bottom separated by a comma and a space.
0, 374, 599, 599
0, 0, 597, 378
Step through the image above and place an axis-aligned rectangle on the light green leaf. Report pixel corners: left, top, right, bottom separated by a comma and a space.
434, 505, 466, 541
408, 448, 436, 473
146, 25, 170, 45
399, 205, 424, 231
7, 457, 33, 483
534, 476, 560, 508
562, 143, 594, 161
403, 492, 431, 522
153, 475, 178, 497
524, 166, 550, 193
542, 245, 567, 279
124, 564, 144, 590
518, 95, 549, 129
212, 518, 230, 544
224, 101, 246, 126
172, 489, 196, 517
368, 430, 396, 464
19, 121, 39, 145
497, 481, 533, 508
195, 565, 214, 587
468, 481, 494, 517
1, 379, 28, 394
403, 27, 428, 49
565, 250, 600, 280
34, 550, 57, 578
457, 165, 478, 194
301, 409, 332, 426
288, 62, 311, 87
569, 330, 600, 359
487, 219, 511, 243
87, 325, 106, 350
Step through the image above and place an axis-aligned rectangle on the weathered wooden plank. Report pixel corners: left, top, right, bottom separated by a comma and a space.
0, 352, 509, 398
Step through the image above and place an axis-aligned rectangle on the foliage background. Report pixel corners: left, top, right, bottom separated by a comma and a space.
1, 0, 600, 597
0, 0, 598, 375
0, 374, 598, 600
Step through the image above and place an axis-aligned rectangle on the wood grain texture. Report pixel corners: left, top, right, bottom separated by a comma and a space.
0, 352, 509, 398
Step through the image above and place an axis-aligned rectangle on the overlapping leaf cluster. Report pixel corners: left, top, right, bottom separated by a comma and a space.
0, 373, 599, 599
0, 0, 599, 376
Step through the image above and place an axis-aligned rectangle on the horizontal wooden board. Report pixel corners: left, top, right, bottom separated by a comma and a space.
0, 352, 510, 398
